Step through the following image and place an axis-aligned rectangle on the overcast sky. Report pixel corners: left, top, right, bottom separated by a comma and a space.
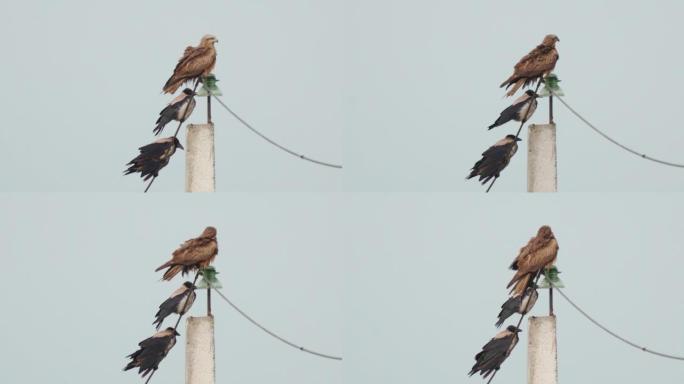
0, 1, 343, 192
344, 0, 684, 191
2, 1, 684, 192
0, 194, 342, 384
345, 193, 684, 383
1, 194, 683, 383
1, 1, 683, 384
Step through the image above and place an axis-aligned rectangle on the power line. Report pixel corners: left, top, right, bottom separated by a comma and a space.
555, 95, 684, 168
214, 288, 342, 361
213, 96, 343, 169
555, 286, 684, 361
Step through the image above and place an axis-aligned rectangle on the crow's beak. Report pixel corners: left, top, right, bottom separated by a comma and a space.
177, 142, 185, 151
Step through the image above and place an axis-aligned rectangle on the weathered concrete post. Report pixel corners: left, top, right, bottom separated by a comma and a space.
527, 315, 558, 384
186, 316, 215, 384
185, 123, 215, 192
527, 123, 557, 192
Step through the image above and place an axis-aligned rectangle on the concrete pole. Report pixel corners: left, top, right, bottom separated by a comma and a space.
186, 316, 215, 384
527, 315, 558, 384
527, 124, 557, 192
185, 123, 215, 192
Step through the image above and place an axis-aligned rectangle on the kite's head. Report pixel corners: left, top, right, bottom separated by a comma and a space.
201, 226, 217, 239
543, 34, 560, 45
538, 225, 554, 239
200, 34, 219, 46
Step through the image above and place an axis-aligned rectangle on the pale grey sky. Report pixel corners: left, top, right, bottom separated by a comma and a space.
0, 0, 343, 192
345, 193, 684, 383
1, 1, 684, 383
344, 0, 684, 191
0, 194, 342, 383
2, 1, 684, 192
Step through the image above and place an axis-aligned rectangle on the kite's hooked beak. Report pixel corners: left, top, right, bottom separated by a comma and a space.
555, 37, 560, 42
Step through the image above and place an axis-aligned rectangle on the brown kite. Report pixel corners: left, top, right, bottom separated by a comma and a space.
156, 226, 218, 281
507, 225, 559, 296
500, 34, 559, 97
163, 35, 218, 94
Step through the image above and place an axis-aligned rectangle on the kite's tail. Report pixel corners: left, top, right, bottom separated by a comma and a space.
505, 79, 525, 97
507, 272, 530, 296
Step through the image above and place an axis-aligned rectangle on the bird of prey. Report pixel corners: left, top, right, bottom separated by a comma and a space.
124, 137, 184, 181
500, 34, 560, 97
488, 90, 539, 130
156, 226, 218, 281
467, 135, 521, 185
124, 327, 179, 378
495, 285, 538, 327
469, 325, 521, 378
507, 225, 559, 296
153, 88, 197, 136
163, 35, 218, 94
153, 281, 197, 330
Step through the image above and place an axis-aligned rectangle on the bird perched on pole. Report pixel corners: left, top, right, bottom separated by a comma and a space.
495, 285, 538, 327
124, 137, 184, 181
469, 325, 521, 378
153, 281, 197, 330
163, 35, 218, 94
467, 135, 521, 185
488, 90, 539, 129
153, 88, 197, 135
124, 327, 179, 378
156, 226, 218, 281
500, 34, 560, 97
507, 225, 559, 296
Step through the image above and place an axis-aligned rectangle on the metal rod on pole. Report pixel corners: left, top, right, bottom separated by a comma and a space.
207, 288, 212, 316
549, 287, 554, 315
549, 95, 554, 124
207, 96, 212, 124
